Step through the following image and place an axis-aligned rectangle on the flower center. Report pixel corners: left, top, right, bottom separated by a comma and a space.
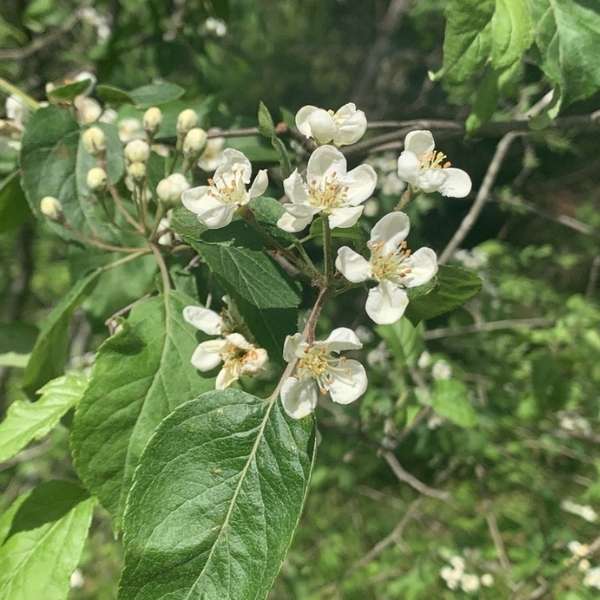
308, 173, 348, 213
208, 166, 247, 205
419, 150, 451, 170
369, 240, 412, 284
297, 346, 353, 393
221, 342, 247, 363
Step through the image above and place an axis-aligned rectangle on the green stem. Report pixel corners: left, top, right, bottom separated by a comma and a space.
322, 217, 334, 284
150, 243, 172, 293
149, 204, 166, 241
0, 78, 39, 110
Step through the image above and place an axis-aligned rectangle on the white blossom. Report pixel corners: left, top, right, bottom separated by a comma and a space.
5, 95, 27, 127
336, 211, 437, 324
183, 128, 207, 156
75, 96, 102, 125
81, 126, 106, 156
177, 109, 198, 136
296, 103, 367, 146
280, 328, 367, 419
118, 118, 144, 143
397, 130, 471, 197
579, 559, 591, 572
40, 196, 62, 220
198, 133, 225, 171
183, 306, 268, 390
418, 351, 432, 369
277, 145, 376, 232
480, 573, 494, 587
460, 573, 480, 593
143, 107, 162, 134
432, 360, 452, 380
561, 500, 598, 523
69, 568, 84, 589
203, 17, 227, 37
156, 173, 190, 205
584, 566, 600, 589
568, 540, 590, 558
182, 149, 268, 229
87, 167, 107, 190
124, 139, 150, 163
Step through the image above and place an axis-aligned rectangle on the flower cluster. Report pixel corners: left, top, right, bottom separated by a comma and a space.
439, 555, 494, 593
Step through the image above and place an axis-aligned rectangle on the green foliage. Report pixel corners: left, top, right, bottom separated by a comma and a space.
119, 389, 316, 600
0, 321, 37, 368
0, 172, 30, 234
429, 378, 477, 428
47, 78, 93, 103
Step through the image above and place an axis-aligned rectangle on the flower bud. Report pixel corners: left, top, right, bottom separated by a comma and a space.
40, 196, 62, 220
156, 173, 190, 205
183, 127, 207, 157
82, 126, 106, 156
75, 97, 102, 125
127, 161, 146, 180
176, 109, 198, 136
87, 167, 107, 191
307, 109, 336, 144
143, 107, 162, 134
124, 139, 150, 163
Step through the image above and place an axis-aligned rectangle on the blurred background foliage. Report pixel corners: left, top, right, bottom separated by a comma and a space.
1, 0, 600, 598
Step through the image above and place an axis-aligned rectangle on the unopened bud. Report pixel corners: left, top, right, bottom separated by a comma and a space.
40, 196, 62, 220
143, 107, 162, 134
124, 139, 150, 163
75, 97, 102, 125
82, 126, 106, 156
156, 173, 190, 205
127, 161, 146, 180
183, 127, 207, 157
87, 167, 107, 191
176, 109, 198, 136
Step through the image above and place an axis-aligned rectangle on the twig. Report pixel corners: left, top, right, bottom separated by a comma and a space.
150, 243, 172, 293
107, 184, 145, 233
424, 318, 552, 340
439, 132, 521, 263
586, 256, 600, 297
485, 509, 511, 572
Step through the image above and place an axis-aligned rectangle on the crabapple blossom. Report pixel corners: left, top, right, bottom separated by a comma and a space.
182, 149, 268, 228
397, 130, 471, 197
118, 117, 144, 143
183, 128, 207, 156
198, 132, 225, 171
335, 211, 438, 324
280, 328, 367, 419
86, 167, 107, 190
127, 161, 146, 181
156, 173, 190, 205
124, 139, 150, 163
277, 145, 377, 232
296, 103, 367, 146
177, 109, 198, 136
81, 126, 106, 156
40, 196, 62, 220
143, 106, 162, 134
183, 305, 268, 390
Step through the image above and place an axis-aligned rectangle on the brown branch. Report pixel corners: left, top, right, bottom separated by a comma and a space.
424, 318, 552, 340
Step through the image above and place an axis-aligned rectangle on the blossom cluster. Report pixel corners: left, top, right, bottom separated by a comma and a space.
180, 102, 472, 418
439, 555, 494, 593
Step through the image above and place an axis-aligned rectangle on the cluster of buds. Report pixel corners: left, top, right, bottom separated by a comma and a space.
124, 139, 151, 182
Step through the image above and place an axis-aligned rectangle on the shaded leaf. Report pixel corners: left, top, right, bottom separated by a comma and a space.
129, 82, 185, 108
47, 79, 92, 103
429, 379, 477, 428
0, 171, 30, 234
0, 321, 37, 368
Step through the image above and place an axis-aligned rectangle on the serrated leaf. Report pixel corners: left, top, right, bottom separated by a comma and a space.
258, 101, 275, 138
0, 171, 30, 234
190, 221, 301, 309
429, 379, 477, 427
0, 373, 87, 463
0, 481, 95, 600
406, 265, 481, 324
118, 389, 316, 600
71, 290, 215, 528
129, 82, 185, 108
248, 196, 296, 245
271, 134, 292, 177
0, 321, 37, 368
47, 79, 92, 103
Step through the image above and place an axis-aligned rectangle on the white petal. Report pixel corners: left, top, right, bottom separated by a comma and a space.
405, 247, 438, 287
438, 168, 472, 198
225, 332, 254, 351
327, 359, 367, 405
333, 107, 367, 146
191, 340, 226, 371
181, 186, 211, 214
370, 211, 410, 254
283, 169, 309, 205
396, 151, 420, 184
320, 327, 363, 352
277, 210, 314, 232
182, 305, 223, 335
215, 148, 251, 183
416, 169, 446, 193
283, 333, 304, 363
404, 130, 435, 157
249, 169, 269, 198
335, 246, 371, 283
241, 348, 268, 374
307, 145, 346, 184
333, 102, 357, 120
342, 164, 377, 206
295, 105, 319, 138
328, 206, 363, 229
365, 281, 409, 324
198, 202, 237, 229
280, 377, 318, 419
216, 360, 242, 390
306, 109, 336, 144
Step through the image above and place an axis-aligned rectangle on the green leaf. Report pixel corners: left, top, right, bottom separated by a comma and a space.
0, 172, 30, 234
491, 0, 533, 70
0, 373, 87, 463
0, 481, 95, 600
0, 322, 37, 368
71, 290, 216, 528
189, 221, 302, 309
22, 268, 102, 396
377, 319, 423, 367
466, 68, 499, 133
118, 389, 316, 600
429, 379, 477, 428
257, 101, 276, 138
129, 82, 185, 108
271, 134, 292, 177
47, 79, 92, 103
96, 84, 134, 105
406, 265, 482, 324
248, 196, 296, 245
529, 0, 600, 113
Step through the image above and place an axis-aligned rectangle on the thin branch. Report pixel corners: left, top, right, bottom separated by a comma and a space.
424, 318, 552, 340
439, 132, 521, 263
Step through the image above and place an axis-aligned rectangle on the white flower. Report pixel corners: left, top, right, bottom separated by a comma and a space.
40, 196, 62, 220
440, 565, 461, 590
277, 145, 377, 232
182, 149, 268, 229
124, 139, 150, 163
69, 568, 84, 589
5, 95, 27, 127
87, 167, 107, 190
397, 130, 471, 197
156, 173, 190, 205
561, 500, 598, 523
118, 118, 144, 143
432, 360, 452, 380
280, 328, 367, 419
568, 540, 590, 558
417, 351, 432, 369
177, 109, 198, 136
579, 559, 591, 572
75, 96, 102, 125
449, 556, 465, 572
183, 305, 268, 390
198, 133, 225, 171
480, 573, 494, 587
156, 216, 173, 246
584, 566, 600, 589
81, 126, 106, 156
143, 107, 162, 134
183, 128, 207, 156
336, 211, 437, 324
203, 17, 227, 37
296, 103, 367, 146
460, 573, 480, 593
